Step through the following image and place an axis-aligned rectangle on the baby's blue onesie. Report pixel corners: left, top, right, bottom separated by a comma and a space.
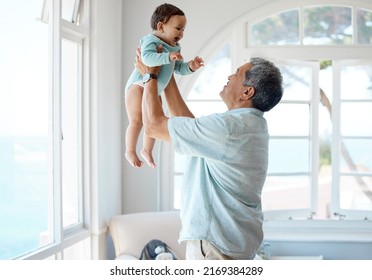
125, 34, 193, 94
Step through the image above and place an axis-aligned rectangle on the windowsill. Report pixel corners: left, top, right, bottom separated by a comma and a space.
263, 219, 372, 243
22, 229, 91, 260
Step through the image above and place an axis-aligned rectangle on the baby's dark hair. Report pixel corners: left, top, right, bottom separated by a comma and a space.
150, 3, 185, 30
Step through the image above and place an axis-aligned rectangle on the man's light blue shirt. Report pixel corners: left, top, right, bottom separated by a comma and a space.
168, 108, 269, 259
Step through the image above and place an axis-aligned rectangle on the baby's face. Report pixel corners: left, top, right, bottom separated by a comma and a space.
159, 15, 186, 46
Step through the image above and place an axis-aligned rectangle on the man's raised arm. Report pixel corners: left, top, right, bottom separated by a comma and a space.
164, 75, 194, 118
141, 71, 171, 142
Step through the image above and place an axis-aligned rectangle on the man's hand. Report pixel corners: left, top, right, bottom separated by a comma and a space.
189, 56, 204, 72
169, 51, 183, 61
135, 45, 163, 75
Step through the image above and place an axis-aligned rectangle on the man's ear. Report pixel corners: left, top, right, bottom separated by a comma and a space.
242, 86, 255, 100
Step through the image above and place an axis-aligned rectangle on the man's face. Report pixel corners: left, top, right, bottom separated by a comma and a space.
220, 62, 252, 108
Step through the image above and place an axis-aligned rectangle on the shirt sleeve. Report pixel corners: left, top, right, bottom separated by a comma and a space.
168, 114, 227, 160
174, 60, 194, 75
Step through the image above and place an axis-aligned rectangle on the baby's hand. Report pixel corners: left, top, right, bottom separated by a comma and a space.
169, 52, 183, 61
189, 56, 204, 72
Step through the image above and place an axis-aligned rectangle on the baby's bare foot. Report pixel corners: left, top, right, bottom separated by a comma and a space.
125, 151, 144, 168
141, 148, 156, 168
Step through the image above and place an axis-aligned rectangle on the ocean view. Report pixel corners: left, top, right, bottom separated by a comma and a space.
0, 136, 49, 259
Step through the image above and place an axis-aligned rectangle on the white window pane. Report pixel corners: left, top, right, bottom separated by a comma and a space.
62, 0, 79, 23
268, 139, 310, 173
341, 140, 372, 172
187, 44, 231, 100
278, 65, 312, 101
340, 65, 372, 100
303, 6, 352, 45
340, 103, 372, 136
266, 104, 310, 136
340, 176, 372, 211
357, 8, 372, 45
61, 39, 81, 228
250, 9, 300, 45
0, 0, 51, 259
262, 176, 311, 210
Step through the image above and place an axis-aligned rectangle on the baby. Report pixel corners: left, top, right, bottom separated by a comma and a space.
124, 3, 204, 168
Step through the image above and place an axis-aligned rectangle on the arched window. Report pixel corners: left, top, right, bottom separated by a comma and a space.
167, 2, 372, 222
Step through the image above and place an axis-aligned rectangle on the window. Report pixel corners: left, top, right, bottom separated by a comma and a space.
332, 61, 372, 218
303, 6, 352, 45
62, 0, 81, 23
263, 61, 319, 219
61, 38, 83, 231
0, 0, 50, 260
170, 3, 372, 223
0, 0, 89, 260
250, 9, 300, 45
250, 6, 372, 46
357, 8, 372, 44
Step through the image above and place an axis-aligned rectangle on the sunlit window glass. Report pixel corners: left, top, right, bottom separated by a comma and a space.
185, 43, 231, 114
0, 0, 51, 259
357, 8, 372, 45
265, 104, 309, 136
262, 62, 315, 215
187, 44, 231, 100
341, 139, 372, 173
277, 65, 311, 101
263, 176, 311, 211
303, 6, 352, 45
340, 176, 372, 211
340, 65, 372, 100
335, 61, 372, 219
250, 9, 300, 45
61, 39, 82, 228
340, 103, 372, 137
62, 0, 80, 23
186, 44, 231, 116
268, 139, 310, 173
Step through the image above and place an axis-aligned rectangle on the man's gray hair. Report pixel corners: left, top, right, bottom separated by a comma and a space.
244, 57, 283, 112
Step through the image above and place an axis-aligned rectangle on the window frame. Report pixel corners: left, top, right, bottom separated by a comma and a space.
21, 0, 90, 260
332, 59, 372, 220
262, 60, 320, 220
